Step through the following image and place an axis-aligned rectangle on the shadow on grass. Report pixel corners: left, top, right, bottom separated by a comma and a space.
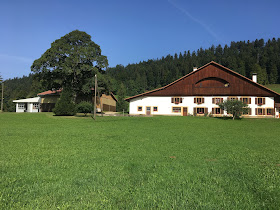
213, 116, 242, 120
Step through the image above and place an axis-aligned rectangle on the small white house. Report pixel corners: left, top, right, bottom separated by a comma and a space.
13, 97, 41, 113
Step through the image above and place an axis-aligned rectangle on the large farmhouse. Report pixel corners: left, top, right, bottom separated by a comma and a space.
125, 61, 280, 118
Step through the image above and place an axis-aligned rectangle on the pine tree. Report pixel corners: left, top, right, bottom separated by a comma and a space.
269, 64, 278, 84
53, 90, 76, 116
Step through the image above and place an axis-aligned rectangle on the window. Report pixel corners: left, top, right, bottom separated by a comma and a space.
266, 108, 273, 115
153, 106, 158, 112
137, 106, 142, 112
256, 108, 264, 115
228, 97, 238, 101
172, 107, 181, 113
242, 108, 251, 115
197, 108, 204, 114
212, 107, 223, 114
18, 103, 25, 109
255, 97, 265, 105
171, 97, 182, 104
212, 97, 223, 104
240, 97, 251, 104
33, 103, 39, 109
194, 107, 208, 115
194, 97, 204, 104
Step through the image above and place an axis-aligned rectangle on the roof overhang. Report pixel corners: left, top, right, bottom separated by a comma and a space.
13, 97, 41, 103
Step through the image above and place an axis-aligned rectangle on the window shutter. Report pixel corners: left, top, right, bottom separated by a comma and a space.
202, 98, 204, 103
212, 98, 215, 104
194, 98, 196, 103
272, 108, 275, 115
193, 107, 196, 114
249, 98, 251, 104
171, 98, 174, 103
212, 108, 214, 114
255, 98, 257, 105
221, 109, 224, 114
221, 98, 223, 103
180, 98, 182, 103
249, 108, 251, 115
263, 98, 265, 105
262, 108, 265, 115
255, 108, 257, 115
227, 97, 230, 101
205, 108, 208, 114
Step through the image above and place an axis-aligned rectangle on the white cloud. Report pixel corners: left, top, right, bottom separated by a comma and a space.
168, 0, 221, 42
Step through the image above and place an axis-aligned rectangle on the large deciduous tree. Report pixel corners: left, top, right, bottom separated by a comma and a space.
31, 30, 108, 101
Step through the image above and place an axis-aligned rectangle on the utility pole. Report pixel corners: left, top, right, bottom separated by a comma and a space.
93, 74, 97, 120
1, 82, 3, 112
97, 83, 103, 117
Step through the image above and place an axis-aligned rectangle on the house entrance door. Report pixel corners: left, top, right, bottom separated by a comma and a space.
146, 106, 151, 115
183, 107, 188, 116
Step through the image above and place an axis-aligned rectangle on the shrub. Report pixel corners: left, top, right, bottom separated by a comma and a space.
219, 100, 248, 120
53, 90, 76, 116
76, 101, 92, 116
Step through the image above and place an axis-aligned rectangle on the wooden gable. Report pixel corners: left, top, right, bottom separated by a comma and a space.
126, 61, 280, 101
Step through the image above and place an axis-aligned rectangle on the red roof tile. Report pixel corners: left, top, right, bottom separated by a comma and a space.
37, 89, 62, 96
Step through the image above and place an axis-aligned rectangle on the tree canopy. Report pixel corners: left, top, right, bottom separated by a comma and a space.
31, 30, 108, 100
219, 100, 249, 120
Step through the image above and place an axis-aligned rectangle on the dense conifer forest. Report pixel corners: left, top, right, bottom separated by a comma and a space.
2, 38, 280, 111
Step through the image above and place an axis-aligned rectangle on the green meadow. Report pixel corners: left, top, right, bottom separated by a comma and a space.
1, 113, 280, 209
265, 84, 280, 94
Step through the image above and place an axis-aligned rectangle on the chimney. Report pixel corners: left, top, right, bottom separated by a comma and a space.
193, 67, 197, 71
252, 73, 257, 83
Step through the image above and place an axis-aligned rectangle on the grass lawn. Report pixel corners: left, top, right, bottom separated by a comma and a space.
265, 84, 280, 94
1, 113, 280, 209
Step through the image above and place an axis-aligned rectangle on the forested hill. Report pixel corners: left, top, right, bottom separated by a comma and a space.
106, 38, 280, 96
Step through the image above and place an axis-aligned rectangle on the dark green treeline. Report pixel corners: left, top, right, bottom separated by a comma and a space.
106, 38, 280, 96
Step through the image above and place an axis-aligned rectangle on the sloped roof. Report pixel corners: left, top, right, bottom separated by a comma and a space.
125, 61, 280, 101
13, 97, 41, 103
110, 92, 118, 102
37, 89, 62, 96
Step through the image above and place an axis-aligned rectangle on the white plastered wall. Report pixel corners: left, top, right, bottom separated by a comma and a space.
129, 96, 275, 117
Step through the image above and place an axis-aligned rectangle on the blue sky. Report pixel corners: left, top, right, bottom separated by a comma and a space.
1, 0, 280, 80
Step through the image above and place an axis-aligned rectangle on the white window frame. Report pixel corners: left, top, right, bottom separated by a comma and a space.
18, 103, 25, 109
33, 103, 39, 109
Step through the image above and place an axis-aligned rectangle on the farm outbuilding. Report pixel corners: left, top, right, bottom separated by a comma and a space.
126, 61, 280, 118
13, 97, 41, 113
13, 90, 117, 113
